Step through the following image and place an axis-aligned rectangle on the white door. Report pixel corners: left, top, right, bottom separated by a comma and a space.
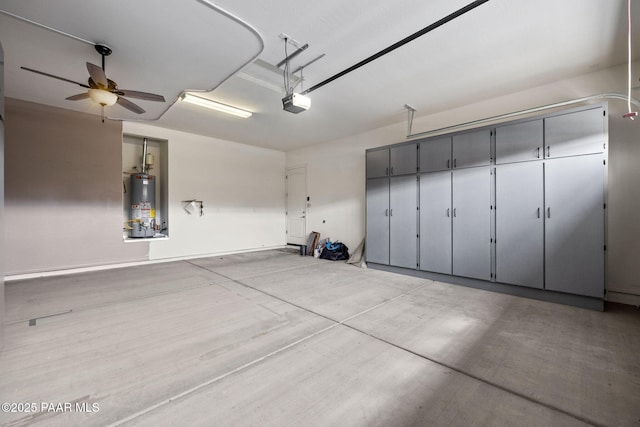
286, 166, 307, 245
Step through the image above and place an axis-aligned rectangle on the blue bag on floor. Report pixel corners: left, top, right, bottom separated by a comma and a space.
320, 241, 350, 261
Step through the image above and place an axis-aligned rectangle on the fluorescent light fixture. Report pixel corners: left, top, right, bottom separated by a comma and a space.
282, 93, 311, 114
88, 88, 118, 106
181, 93, 252, 118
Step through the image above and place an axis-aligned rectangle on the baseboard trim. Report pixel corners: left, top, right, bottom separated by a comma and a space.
367, 263, 604, 311
5, 246, 288, 282
605, 291, 640, 307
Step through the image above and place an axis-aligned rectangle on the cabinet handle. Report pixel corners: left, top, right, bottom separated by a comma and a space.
390, 167, 394, 175
547, 207, 551, 218
447, 159, 451, 169
454, 158, 457, 168
453, 208, 457, 217
390, 209, 393, 216
385, 167, 389, 176
447, 208, 450, 217
546, 146, 550, 157
537, 207, 540, 218
385, 209, 389, 217
536, 147, 540, 158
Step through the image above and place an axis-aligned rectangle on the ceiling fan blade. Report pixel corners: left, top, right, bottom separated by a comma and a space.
66, 93, 90, 101
117, 89, 165, 102
21, 66, 90, 88
117, 96, 145, 114
86, 62, 108, 88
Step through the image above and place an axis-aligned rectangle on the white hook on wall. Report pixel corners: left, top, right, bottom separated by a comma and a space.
182, 200, 204, 216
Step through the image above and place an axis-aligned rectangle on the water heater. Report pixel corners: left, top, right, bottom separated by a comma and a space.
130, 173, 156, 238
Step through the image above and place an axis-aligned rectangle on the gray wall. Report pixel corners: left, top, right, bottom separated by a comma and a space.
4, 98, 148, 274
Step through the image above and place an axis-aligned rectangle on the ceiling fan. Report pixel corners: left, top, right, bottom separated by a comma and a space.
21, 44, 165, 115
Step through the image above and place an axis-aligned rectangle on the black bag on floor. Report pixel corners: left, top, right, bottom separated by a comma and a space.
320, 241, 349, 261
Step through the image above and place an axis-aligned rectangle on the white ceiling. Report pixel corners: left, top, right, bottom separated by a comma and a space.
0, 0, 637, 151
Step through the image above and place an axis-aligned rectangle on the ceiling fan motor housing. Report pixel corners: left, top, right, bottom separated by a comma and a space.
94, 44, 112, 57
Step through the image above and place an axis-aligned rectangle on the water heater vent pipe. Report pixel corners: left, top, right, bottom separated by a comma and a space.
141, 138, 148, 174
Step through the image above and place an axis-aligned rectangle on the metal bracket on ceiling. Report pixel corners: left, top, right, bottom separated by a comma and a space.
277, 43, 309, 68
404, 104, 416, 136
292, 54, 326, 75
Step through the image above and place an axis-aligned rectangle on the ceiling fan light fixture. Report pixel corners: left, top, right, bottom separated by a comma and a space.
88, 88, 118, 106
181, 93, 252, 118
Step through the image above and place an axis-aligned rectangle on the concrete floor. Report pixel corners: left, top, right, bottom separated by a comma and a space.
1, 249, 639, 426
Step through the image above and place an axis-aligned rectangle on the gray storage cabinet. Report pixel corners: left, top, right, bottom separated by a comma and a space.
495, 119, 543, 164
545, 154, 605, 297
366, 148, 390, 178
419, 136, 451, 173
452, 129, 492, 169
495, 162, 544, 288
365, 143, 418, 266
389, 175, 418, 268
365, 103, 606, 308
365, 177, 389, 264
390, 143, 418, 176
366, 143, 418, 178
545, 106, 605, 158
452, 167, 492, 281
419, 171, 452, 274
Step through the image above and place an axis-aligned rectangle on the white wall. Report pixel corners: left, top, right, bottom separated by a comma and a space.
287, 62, 640, 301
4, 99, 149, 275
4, 102, 285, 276
123, 122, 286, 261
1, 41, 5, 348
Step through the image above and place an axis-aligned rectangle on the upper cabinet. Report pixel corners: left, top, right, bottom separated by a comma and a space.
495, 119, 543, 164
419, 136, 451, 173
544, 106, 606, 158
452, 129, 492, 169
390, 143, 418, 176
366, 148, 390, 178
366, 143, 418, 178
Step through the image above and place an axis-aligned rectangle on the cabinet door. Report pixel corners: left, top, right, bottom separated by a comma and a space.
366, 178, 390, 264
366, 149, 389, 178
545, 155, 605, 297
452, 167, 491, 280
495, 163, 544, 288
544, 107, 605, 158
419, 136, 451, 173
390, 143, 417, 176
390, 176, 418, 268
419, 171, 452, 274
452, 129, 491, 169
495, 120, 543, 164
